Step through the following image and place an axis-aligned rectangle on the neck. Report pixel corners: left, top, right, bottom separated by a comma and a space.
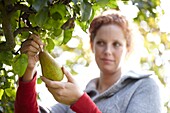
97, 69, 122, 93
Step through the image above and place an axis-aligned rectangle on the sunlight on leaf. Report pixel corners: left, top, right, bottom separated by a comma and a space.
12, 54, 28, 77
46, 38, 55, 52
0, 89, 4, 100
5, 88, 16, 98
62, 29, 74, 44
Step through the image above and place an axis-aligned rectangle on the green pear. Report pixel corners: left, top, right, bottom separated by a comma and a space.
39, 51, 64, 81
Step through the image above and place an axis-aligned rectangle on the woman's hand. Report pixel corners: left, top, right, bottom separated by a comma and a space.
20, 34, 44, 82
41, 66, 84, 105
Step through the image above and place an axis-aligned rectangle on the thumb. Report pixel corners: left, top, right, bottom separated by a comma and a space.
62, 66, 75, 83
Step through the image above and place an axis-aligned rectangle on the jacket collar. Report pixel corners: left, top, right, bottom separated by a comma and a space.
85, 70, 153, 98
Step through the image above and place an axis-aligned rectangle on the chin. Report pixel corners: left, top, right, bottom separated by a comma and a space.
101, 66, 121, 74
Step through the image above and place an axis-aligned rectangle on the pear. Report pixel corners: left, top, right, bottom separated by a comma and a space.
39, 50, 64, 81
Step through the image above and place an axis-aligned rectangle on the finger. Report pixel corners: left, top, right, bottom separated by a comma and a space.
21, 44, 39, 55
41, 76, 64, 89
28, 34, 39, 40
21, 39, 40, 52
28, 34, 44, 50
47, 86, 63, 96
62, 66, 75, 83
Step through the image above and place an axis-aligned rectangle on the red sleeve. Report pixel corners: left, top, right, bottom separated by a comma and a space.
70, 93, 102, 113
14, 74, 39, 113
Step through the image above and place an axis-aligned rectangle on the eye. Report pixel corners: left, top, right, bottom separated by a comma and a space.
113, 42, 121, 47
96, 41, 104, 46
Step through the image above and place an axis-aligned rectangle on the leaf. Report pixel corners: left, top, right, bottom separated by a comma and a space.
96, 0, 110, 4
106, 0, 117, 8
51, 12, 62, 20
46, 38, 55, 52
27, 0, 34, 4
28, 14, 36, 26
37, 77, 42, 84
19, 32, 30, 39
62, 29, 74, 44
80, 1, 92, 21
61, 18, 75, 30
12, 54, 28, 77
49, 4, 66, 19
53, 28, 62, 37
34, 7, 49, 27
11, 0, 17, 4
5, 88, 16, 98
76, 20, 89, 32
0, 51, 13, 66
32, 0, 48, 11
0, 62, 2, 68
0, 89, 4, 100
44, 18, 62, 29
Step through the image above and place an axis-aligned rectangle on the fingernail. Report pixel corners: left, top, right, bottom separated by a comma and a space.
40, 45, 43, 52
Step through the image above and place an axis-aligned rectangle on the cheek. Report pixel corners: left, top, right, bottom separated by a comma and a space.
94, 45, 103, 55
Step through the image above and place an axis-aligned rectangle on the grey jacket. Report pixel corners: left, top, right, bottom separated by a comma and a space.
41, 70, 164, 113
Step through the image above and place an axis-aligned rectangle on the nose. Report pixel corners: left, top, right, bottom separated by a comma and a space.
104, 44, 112, 56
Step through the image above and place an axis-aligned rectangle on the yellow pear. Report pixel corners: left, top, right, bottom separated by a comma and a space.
39, 50, 64, 81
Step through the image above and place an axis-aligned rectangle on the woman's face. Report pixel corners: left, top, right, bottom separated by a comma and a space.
91, 24, 128, 75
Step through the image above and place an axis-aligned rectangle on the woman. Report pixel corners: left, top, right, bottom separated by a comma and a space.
15, 10, 163, 113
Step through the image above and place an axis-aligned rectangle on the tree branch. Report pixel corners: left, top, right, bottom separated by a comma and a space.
10, 3, 36, 15
0, 1, 3, 11
0, 1, 37, 51
14, 26, 40, 37
0, 0, 15, 51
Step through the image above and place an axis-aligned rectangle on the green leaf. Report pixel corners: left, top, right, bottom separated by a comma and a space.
49, 4, 66, 19
106, 0, 117, 8
46, 38, 55, 52
62, 29, 74, 44
76, 20, 89, 32
34, 7, 49, 27
32, 0, 48, 11
51, 12, 62, 20
96, 0, 110, 4
19, 32, 30, 39
0, 51, 13, 66
37, 77, 42, 84
28, 14, 36, 26
0, 89, 4, 100
61, 18, 75, 30
53, 28, 62, 37
45, 18, 63, 30
0, 62, 2, 68
11, 0, 17, 4
27, 0, 35, 4
12, 54, 28, 77
80, 1, 92, 21
5, 88, 16, 98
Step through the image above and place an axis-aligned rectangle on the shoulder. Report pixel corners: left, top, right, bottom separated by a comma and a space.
138, 76, 160, 90
121, 70, 163, 91
128, 70, 163, 94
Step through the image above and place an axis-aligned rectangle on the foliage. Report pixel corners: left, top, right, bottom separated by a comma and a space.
0, 0, 169, 112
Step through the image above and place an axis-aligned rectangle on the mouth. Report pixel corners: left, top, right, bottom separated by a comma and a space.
101, 58, 115, 63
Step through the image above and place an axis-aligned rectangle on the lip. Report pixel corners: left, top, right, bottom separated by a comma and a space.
101, 58, 115, 63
